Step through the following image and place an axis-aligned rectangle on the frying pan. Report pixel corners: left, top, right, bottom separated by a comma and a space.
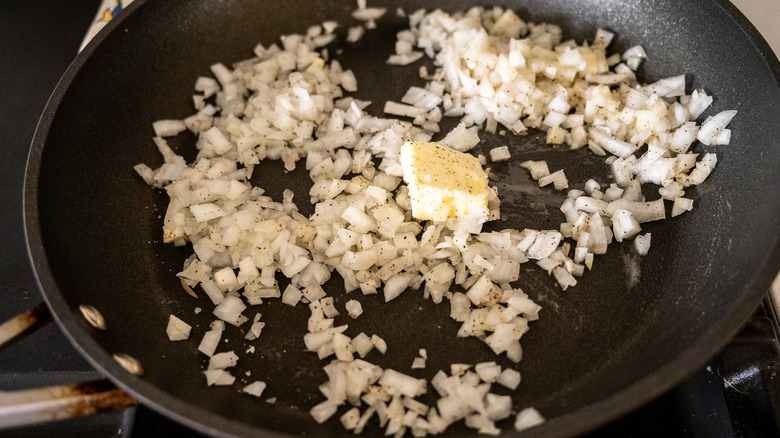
23, 0, 780, 436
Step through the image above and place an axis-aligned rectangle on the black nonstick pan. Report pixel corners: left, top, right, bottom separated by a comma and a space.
23, 0, 780, 436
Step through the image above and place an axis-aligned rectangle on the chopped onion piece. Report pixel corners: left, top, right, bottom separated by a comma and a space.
345, 299, 363, 318
190, 203, 228, 223
340, 407, 361, 430
497, 368, 521, 390
475, 362, 501, 382
697, 110, 737, 145
243, 381, 267, 397
411, 357, 426, 369
166, 315, 191, 341
611, 209, 641, 242
208, 351, 238, 370
153, 120, 187, 137
526, 231, 562, 260
245, 313, 265, 340
520, 160, 550, 180
644, 75, 685, 97
347, 26, 365, 43
607, 199, 666, 223
371, 335, 387, 354
634, 233, 652, 255
282, 285, 303, 306
672, 197, 694, 217
213, 295, 247, 326
383, 101, 427, 118
687, 89, 713, 119
198, 329, 222, 357
310, 400, 340, 424
383, 272, 414, 302
514, 407, 545, 431
352, 7, 387, 21
379, 369, 427, 397
537, 170, 568, 190
589, 127, 637, 158
438, 123, 480, 152
489, 146, 511, 162
203, 369, 235, 386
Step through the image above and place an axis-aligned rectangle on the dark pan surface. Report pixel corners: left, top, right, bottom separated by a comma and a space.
24, 0, 780, 436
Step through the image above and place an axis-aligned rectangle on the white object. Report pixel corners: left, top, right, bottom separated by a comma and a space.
400, 141, 490, 229
166, 315, 191, 341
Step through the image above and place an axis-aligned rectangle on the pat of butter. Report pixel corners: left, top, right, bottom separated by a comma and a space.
400, 141, 490, 223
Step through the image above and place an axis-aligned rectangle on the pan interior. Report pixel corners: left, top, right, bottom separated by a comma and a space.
27, 0, 780, 436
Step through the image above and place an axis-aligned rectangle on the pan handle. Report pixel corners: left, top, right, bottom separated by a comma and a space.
0, 303, 137, 430
0, 379, 137, 429
0, 303, 52, 350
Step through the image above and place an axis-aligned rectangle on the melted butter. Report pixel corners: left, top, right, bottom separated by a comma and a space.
400, 141, 490, 221
404, 141, 488, 196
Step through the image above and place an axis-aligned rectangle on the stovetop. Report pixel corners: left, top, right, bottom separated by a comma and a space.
1, 1, 779, 437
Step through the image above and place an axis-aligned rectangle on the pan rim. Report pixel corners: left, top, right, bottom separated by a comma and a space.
22, 0, 780, 436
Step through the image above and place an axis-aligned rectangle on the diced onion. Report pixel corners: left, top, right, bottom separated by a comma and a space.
243, 381, 267, 397
514, 407, 545, 431
166, 315, 191, 341
141, 5, 737, 434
